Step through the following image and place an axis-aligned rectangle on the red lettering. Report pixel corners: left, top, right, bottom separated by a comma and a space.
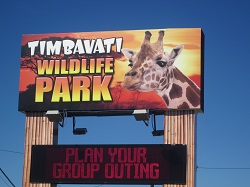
62, 163, 71, 178
65, 148, 75, 162
53, 163, 62, 178
52, 163, 100, 179
94, 148, 103, 163
103, 163, 159, 180
150, 163, 159, 179
140, 163, 149, 178
108, 148, 117, 163
115, 163, 124, 178
71, 163, 81, 178
137, 148, 147, 163
84, 148, 93, 162
80, 163, 91, 178
133, 163, 140, 179
105, 163, 114, 178
109, 148, 146, 163
75, 148, 83, 162
127, 148, 137, 163
124, 163, 133, 178
66, 148, 103, 163
91, 164, 100, 178
53, 147, 159, 181
118, 148, 127, 163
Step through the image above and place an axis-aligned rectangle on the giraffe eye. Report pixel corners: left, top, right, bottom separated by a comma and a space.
157, 61, 167, 67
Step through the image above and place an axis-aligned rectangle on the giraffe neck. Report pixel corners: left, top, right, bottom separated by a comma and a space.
156, 67, 200, 109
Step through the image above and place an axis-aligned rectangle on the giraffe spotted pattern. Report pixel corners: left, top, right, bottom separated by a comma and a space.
121, 30, 200, 110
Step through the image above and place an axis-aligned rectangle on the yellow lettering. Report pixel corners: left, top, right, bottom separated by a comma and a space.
35, 77, 52, 102
92, 75, 112, 101
72, 76, 91, 101
51, 77, 71, 102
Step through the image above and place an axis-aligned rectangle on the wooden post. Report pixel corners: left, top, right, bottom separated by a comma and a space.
22, 112, 58, 187
163, 110, 196, 187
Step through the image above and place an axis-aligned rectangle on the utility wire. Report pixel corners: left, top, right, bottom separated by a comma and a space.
0, 168, 15, 187
0, 175, 11, 187
198, 166, 250, 170
0, 149, 24, 155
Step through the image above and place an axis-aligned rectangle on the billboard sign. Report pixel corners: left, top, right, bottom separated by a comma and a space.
30, 144, 186, 184
19, 28, 204, 114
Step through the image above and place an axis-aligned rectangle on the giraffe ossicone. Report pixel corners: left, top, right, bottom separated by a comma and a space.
121, 30, 200, 109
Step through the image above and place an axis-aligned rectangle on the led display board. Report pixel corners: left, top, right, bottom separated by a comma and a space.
19, 28, 204, 114
30, 144, 186, 184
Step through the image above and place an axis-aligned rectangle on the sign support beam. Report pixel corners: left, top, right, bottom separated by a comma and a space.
163, 110, 196, 187
22, 112, 58, 187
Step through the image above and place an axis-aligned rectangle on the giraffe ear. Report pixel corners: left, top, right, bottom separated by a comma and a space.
121, 48, 137, 60
168, 45, 184, 65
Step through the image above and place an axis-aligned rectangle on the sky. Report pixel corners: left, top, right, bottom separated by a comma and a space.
0, 0, 250, 187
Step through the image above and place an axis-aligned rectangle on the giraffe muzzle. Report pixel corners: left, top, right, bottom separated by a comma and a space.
122, 70, 142, 90
125, 70, 138, 77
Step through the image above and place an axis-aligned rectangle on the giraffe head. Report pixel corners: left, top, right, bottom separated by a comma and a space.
121, 30, 183, 92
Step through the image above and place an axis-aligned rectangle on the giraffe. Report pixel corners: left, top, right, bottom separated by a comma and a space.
121, 30, 200, 109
